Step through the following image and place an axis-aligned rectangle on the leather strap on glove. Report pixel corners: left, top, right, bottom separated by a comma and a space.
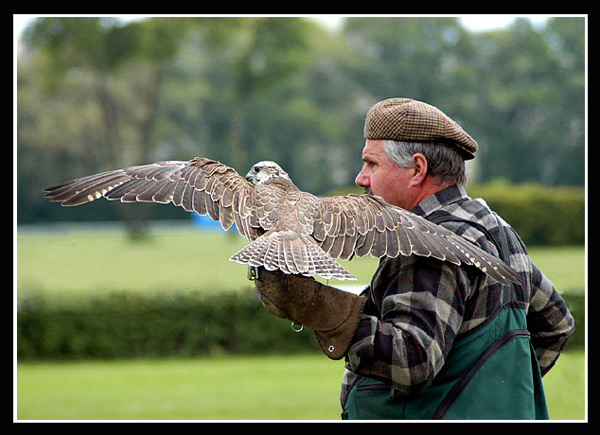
252, 267, 365, 360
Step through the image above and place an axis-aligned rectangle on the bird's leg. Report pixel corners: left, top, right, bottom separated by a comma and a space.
247, 265, 260, 281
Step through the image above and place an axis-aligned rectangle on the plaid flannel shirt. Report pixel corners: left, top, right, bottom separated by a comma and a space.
340, 185, 574, 407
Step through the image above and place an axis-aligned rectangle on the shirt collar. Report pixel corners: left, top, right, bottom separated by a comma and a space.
410, 184, 469, 218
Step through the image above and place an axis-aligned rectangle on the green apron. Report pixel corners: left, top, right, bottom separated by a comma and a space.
343, 307, 549, 420
343, 214, 549, 420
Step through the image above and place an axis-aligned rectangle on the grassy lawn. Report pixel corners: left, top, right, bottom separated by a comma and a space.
16, 226, 585, 294
16, 226, 586, 421
17, 354, 347, 420
16, 351, 585, 421
16, 228, 252, 294
525, 245, 586, 293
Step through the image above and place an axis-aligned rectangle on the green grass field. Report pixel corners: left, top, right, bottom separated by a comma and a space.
16, 351, 585, 421
16, 226, 585, 294
16, 226, 587, 421
17, 355, 346, 420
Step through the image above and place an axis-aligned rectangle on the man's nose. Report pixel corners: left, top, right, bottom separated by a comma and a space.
355, 167, 369, 188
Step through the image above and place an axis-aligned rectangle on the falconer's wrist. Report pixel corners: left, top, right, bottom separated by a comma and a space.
253, 267, 364, 359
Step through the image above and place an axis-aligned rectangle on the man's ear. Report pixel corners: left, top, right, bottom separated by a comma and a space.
410, 153, 428, 186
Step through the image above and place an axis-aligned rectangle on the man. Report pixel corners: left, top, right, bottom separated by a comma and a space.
254, 98, 574, 420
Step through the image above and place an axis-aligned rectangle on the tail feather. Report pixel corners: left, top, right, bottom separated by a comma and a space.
230, 230, 356, 281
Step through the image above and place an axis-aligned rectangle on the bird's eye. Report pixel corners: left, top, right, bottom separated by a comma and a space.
252, 167, 259, 173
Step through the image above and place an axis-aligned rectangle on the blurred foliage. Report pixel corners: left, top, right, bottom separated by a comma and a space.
16, 289, 322, 359
17, 16, 586, 225
328, 181, 584, 246
467, 181, 585, 245
16, 286, 583, 360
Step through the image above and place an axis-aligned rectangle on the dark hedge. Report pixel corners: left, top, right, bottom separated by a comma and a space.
17, 287, 584, 360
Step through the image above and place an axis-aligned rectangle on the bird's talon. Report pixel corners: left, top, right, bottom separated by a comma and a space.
247, 266, 259, 281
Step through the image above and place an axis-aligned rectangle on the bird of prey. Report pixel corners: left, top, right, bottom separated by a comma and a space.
44, 157, 521, 285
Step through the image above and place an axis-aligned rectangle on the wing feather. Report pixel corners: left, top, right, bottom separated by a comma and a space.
45, 159, 521, 285
315, 193, 521, 285
44, 158, 260, 240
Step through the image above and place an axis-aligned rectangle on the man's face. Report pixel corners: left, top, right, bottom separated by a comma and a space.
355, 140, 416, 210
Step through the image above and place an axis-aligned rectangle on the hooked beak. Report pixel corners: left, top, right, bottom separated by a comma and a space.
245, 170, 257, 185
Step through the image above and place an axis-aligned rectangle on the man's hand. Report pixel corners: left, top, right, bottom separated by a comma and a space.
253, 268, 320, 321
252, 267, 365, 360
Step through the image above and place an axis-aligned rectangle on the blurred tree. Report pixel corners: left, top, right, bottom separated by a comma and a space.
340, 17, 585, 186
23, 17, 182, 169
158, 17, 355, 191
541, 17, 586, 186
19, 17, 185, 232
17, 16, 586, 226
342, 17, 475, 104
339, 17, 483, 176
469, 18, 585, 185
192, 17, 311, 171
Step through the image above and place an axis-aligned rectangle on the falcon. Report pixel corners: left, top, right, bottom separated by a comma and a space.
44, 158, 521, 284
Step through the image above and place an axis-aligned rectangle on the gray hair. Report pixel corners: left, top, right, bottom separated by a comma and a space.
383, 140, 467, 186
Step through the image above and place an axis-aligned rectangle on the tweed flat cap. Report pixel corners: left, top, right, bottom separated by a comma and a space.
364, 98, 478, 160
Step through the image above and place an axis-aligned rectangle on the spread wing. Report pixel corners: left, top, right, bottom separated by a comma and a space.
44, 159, 521, 285
313, 194, 521, 285
43, 158, 262, 241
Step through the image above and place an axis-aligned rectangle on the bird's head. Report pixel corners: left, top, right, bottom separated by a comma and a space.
245, 161, 291, 186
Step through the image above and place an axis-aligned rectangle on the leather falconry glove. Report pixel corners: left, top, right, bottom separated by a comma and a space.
251, 267, 365, 360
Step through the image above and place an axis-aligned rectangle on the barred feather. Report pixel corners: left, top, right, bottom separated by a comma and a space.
44, 158, 522, 284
